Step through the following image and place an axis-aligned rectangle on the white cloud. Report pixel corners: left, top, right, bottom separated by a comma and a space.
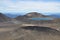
0, 0, 60, 14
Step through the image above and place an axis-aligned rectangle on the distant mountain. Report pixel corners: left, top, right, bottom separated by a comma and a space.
24, 12, 48, 18
15, 12, 50, 21
48, 14, 60, 18
0, 13, 11, 22
4, 13, 22, 18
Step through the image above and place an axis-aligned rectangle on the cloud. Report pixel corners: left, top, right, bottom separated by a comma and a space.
11, 0, 60, 2
0, 0, 60, 14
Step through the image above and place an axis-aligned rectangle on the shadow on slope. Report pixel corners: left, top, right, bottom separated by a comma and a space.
21, 26, 60, 35
0, 26, 60, 40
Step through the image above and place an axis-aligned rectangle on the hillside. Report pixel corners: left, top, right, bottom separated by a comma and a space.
15, 12, 50, 21
24, 12, 47, 18
0, 13, 11, 22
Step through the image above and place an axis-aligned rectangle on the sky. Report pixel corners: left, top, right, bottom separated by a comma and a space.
0, 0, 60, 15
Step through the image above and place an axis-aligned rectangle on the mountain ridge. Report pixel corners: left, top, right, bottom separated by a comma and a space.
0, 13, 11, 22
15, 12, 50, 21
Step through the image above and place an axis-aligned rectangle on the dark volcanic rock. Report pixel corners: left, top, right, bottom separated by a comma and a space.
0, 13, 11, 22
21, 26, 60, 34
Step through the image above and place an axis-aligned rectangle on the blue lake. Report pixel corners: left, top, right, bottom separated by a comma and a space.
30, 18, 53, 20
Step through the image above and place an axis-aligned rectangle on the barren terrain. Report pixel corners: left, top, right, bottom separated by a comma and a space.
0, 21, 60, 40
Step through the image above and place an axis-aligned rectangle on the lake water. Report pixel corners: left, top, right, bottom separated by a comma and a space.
30, 18, 53, 20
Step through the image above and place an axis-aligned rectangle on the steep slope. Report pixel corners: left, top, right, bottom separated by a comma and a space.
24, 12, 46, 18
0, 13, 11, 22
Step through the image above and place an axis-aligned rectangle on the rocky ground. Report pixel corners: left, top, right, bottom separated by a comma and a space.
0, 21, 60, 40
0, 12, 60, 40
